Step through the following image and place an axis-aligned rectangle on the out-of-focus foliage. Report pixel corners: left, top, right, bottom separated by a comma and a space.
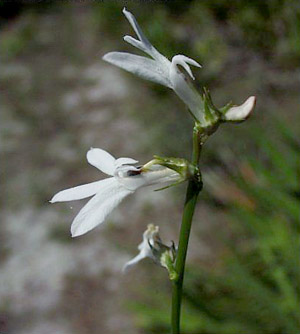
131, 119, 300, 334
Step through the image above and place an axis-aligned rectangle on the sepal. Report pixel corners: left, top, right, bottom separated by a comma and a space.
147, 231, 178, 281
159, 243, 178, 281
202, 87, 220, 123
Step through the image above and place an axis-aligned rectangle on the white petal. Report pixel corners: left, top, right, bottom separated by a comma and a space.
180, 55, 202, 68
171, 55, 201, 80
122, 8, 169, 65
123, 8, 151, 49
115, 157, 138, 168
170, 57, 204, 122
103, 52, 171, 88
71, 179, 133, 237
140, 166, 180, 186
116, 165, 180, 191
225, 96, 256, 121
123, 240, 152, 272
87, 148, 116, 175
123, 224, 161, 272
122, 252, 147, 272
123, 35, 148, 53
50, 178, 113, 203
115, 165, 146, 191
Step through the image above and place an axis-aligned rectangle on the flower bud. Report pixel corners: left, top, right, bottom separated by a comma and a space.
194, 89, 256, 140
222, 96, 256, 122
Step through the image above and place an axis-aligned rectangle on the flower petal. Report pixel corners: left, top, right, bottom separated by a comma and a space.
123, 35, 148, 53
71, 179, 133, 237
122, 8, 169, 66
141, 166, 180, 186
122, 252, 147, 272
103, 52, 171, 88
183, 56, 202, 68
123, 7, 151, 50
171, 55, 201, 80
115, 157, 139, 168
87, 148, 116, 175
123, 224, 160, 272
115, 165, 180, 191
224, 96, 256, 121
170, 56, 204, 122
50, 178, 113, 203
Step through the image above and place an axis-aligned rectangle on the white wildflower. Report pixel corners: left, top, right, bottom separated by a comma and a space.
103, 8, 256, 126
50, 148, 180, 237
103, 8, 204, 123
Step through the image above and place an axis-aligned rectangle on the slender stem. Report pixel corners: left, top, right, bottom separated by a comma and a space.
171, 125, 202, 334
192, 125, 201, 165
171, 180, 200, 333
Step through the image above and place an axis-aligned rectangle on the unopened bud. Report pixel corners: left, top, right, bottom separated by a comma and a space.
222, 96, 256, 122
195, 89, 256, 139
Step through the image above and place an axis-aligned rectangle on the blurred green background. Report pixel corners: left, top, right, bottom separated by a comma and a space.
1, 1, 299, 334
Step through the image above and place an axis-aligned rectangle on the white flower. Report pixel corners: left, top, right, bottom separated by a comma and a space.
50, 148, 180, 237
123, 224, 161, 271
103, 8, 205, 123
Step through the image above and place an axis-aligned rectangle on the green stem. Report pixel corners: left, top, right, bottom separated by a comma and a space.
171, 125, 202, 334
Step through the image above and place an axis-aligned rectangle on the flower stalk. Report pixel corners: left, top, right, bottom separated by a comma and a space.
171, 125, 203, 334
